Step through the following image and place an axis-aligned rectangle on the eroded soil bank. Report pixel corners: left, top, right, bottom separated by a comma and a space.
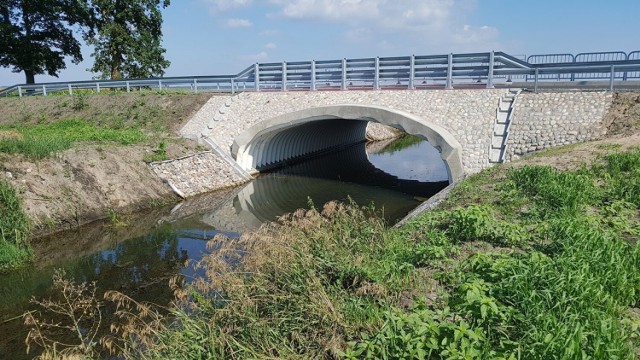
0, 93, 213, 235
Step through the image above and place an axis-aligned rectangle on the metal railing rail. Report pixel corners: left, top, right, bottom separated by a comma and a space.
2, 50, 640, 97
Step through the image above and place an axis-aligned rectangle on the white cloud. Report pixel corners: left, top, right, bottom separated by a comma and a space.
241, 51, 269, 62
204, 0, 252, 12
223, 18, 253, 27
268, 0, 381, 21
203, 0, 502, 54
450, 24, 500, 49
267, 0, 455, 30
264, 42, 277, 49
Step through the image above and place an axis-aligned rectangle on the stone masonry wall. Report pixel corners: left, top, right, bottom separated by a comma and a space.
505, 92, 613, 161
206, 89, 506, 175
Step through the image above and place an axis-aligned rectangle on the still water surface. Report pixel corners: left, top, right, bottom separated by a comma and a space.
0, 137, 448, 358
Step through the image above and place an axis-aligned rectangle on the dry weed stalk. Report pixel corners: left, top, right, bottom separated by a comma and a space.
23, 270, 102, 359
100, 290, 167, 357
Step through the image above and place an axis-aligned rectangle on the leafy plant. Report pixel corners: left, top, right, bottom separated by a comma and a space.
71, 92, 89, 111
0, 179, 32, 271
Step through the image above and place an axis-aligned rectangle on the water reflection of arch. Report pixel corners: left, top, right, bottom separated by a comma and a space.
232, 105, 464, 183
232, 142, 449, 224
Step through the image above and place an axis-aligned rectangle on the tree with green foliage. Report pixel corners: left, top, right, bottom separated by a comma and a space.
0, 0, 92, 84
86, 0, 170, 80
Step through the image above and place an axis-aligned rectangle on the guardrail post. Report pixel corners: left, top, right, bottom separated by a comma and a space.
96, 83, 100, 93
231, 79, 235, 95
486, 51, 495, 88
311, 60, 316, 91
68, 84, 72, 95
374, 57, 380, 90
18, 86, 22, 97
158, 80, 162, 90
254, 63, 260, 91
126, 81, 130, 93
409, 54, 415, 89
43, 85, 47, 96
193, 79, 198, 94
282, 61, 287, 91
534, 68, 539, 92
445, 53, 453, 90
341, 58, 347, 90
610, 65, 615, 91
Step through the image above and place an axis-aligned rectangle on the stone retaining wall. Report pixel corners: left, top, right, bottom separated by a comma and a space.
505, 92, 613, 161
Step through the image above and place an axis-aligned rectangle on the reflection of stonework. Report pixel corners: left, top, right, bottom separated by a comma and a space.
157, 185, 261, 234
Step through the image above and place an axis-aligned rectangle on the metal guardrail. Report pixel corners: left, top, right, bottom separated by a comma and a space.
2, 50, 640, 97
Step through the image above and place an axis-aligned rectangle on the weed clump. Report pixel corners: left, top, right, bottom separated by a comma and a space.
0, 179, 32, 271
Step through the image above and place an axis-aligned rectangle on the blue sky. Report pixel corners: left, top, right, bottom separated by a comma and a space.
2, 0, 640, 85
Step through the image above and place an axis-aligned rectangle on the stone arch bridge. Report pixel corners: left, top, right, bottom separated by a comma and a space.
157, 89, 612, 198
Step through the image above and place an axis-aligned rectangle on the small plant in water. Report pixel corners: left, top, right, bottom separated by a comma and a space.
105, 208, 127, 227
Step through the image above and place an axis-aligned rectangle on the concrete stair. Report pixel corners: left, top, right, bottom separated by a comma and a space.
489, 89, 521, 163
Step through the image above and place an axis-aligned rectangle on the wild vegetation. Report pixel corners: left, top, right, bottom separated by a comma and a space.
0, 119, 145, 159
24, 147, 640, 359
0, 179, 32, 271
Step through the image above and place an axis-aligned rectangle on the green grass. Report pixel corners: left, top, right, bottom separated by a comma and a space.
26, 149, 640, 359
0, 118, 145, 159
0, 180, 32, 271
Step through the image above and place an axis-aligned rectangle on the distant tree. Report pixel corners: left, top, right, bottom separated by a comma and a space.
86, 0, 170, 80
0, 0, 92, 84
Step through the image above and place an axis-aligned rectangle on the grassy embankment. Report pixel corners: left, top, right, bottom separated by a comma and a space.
25, 145, 640, 359
0, 91, 207, 270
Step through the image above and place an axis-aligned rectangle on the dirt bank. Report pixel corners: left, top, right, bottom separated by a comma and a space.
0, 93, 214, 236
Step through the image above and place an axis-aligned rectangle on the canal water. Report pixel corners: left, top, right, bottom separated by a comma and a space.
0, 136, 449, 359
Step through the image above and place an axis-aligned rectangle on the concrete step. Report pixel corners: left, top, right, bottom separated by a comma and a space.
489, 147, 503, 163
491, 136, 505, 149
494, 123, 507, 135
496, 111, 509, 124
499, 100, 512, 112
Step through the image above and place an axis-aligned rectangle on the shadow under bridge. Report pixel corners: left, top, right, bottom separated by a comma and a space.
231, 105, 465, 183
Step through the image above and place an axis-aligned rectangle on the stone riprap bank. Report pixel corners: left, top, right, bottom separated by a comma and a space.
163, 89, 614, 197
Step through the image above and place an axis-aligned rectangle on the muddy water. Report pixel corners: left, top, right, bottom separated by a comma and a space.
0, 137, 448, 359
